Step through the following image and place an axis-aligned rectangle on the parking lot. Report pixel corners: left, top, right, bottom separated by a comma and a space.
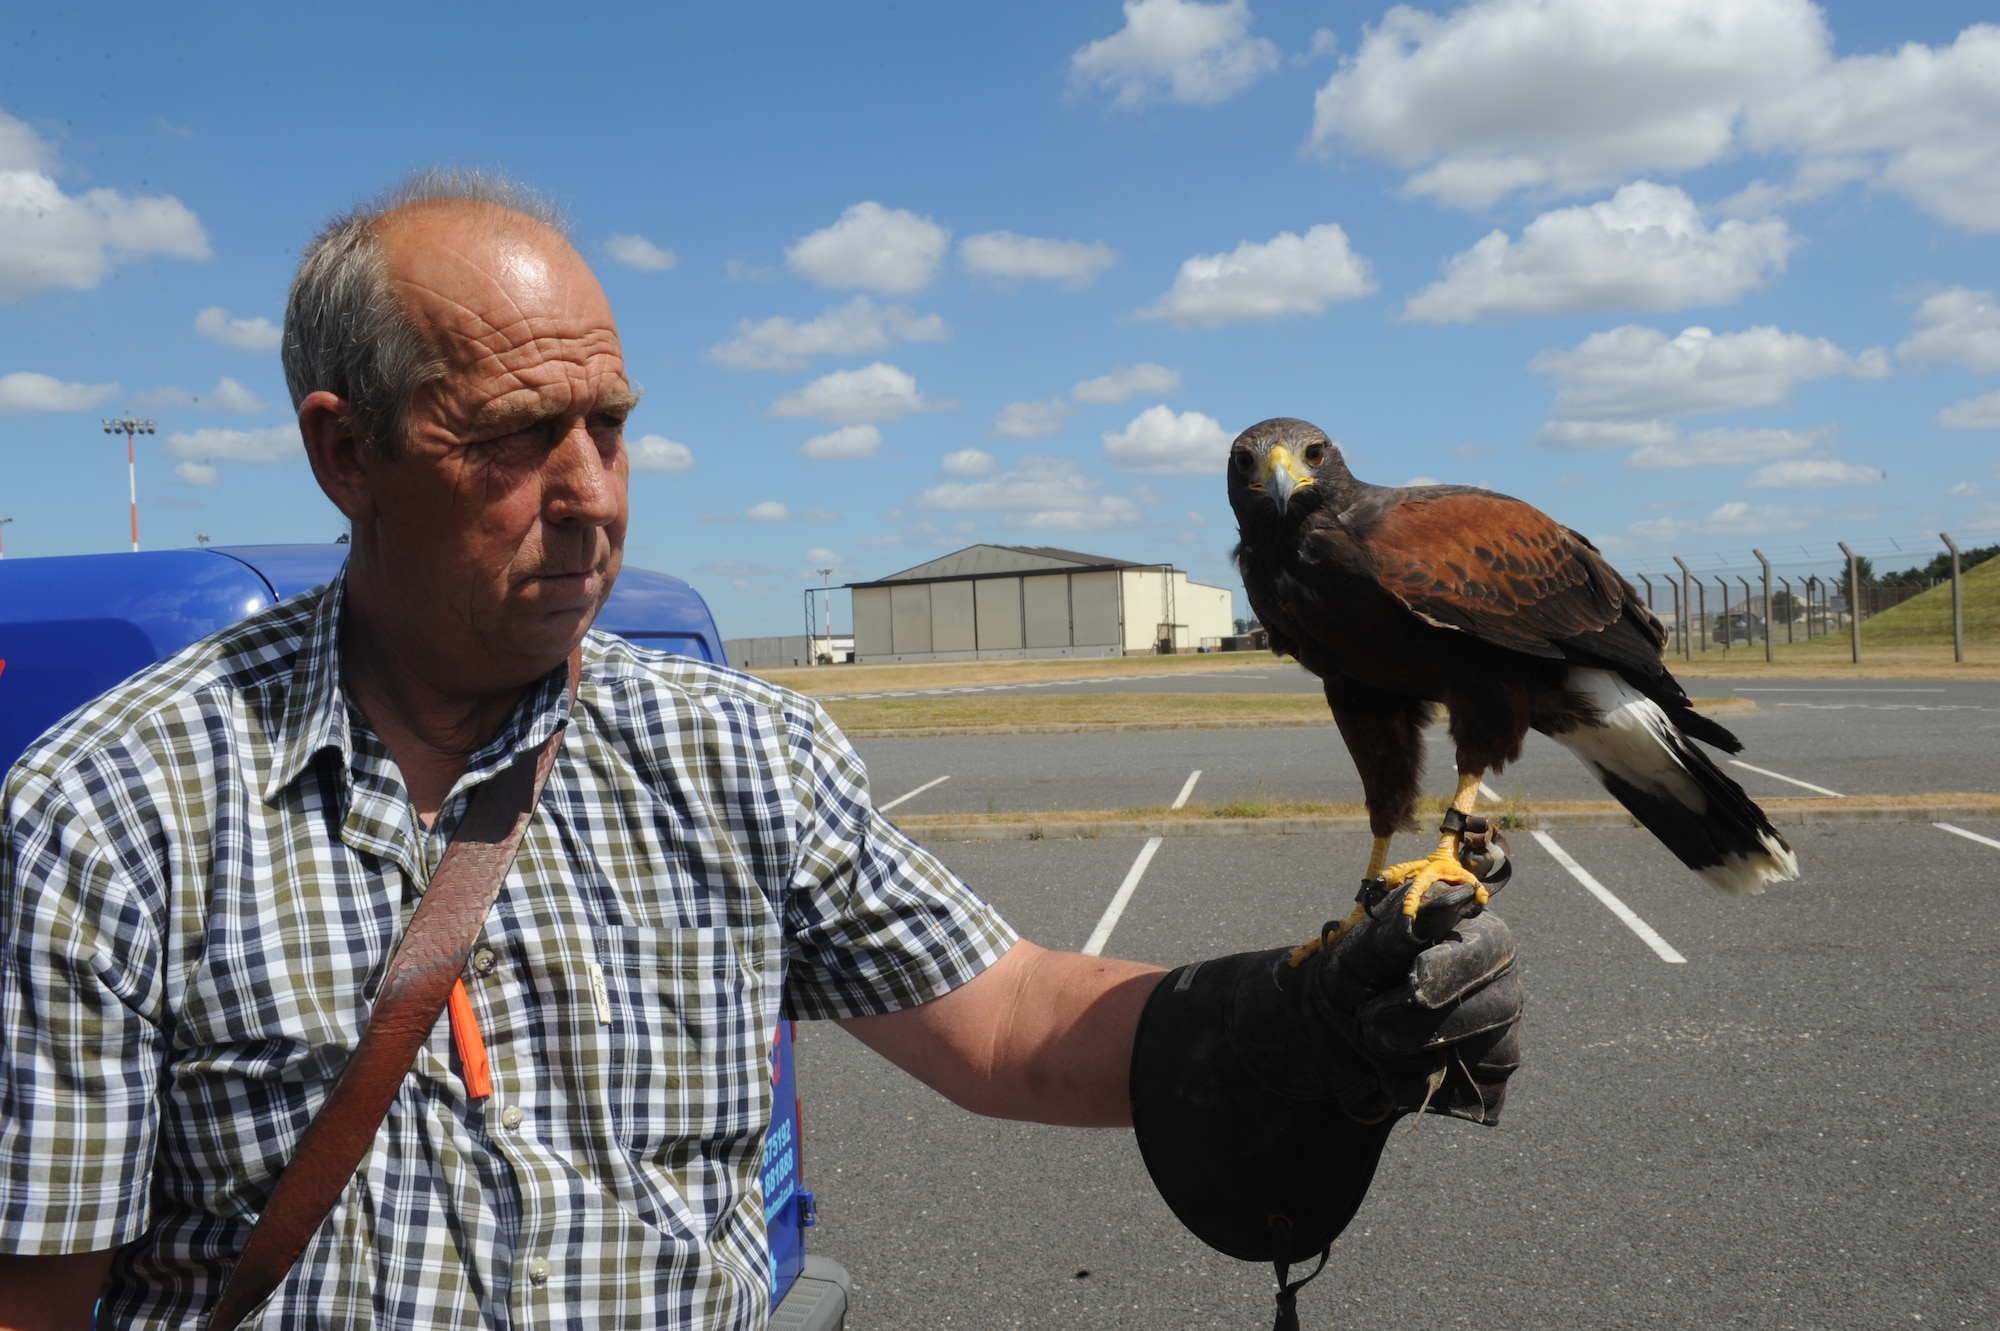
852, 675, 2000, 813
794, 676, 2000, 1329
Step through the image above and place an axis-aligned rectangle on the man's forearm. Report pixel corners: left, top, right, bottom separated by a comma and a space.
838, 941, 1166, 1127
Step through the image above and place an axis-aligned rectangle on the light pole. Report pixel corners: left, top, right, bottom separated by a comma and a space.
815, 567, 835, 664
102, 417, 156, 552
0, 515, 12, 559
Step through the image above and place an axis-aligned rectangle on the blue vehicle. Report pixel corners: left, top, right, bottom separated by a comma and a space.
0, 544, 849, 1329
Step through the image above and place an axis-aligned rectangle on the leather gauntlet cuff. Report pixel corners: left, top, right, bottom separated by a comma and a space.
1129, 948, 1397, 1264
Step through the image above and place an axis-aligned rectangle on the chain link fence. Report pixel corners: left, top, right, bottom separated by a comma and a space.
1615, 525, 2000, 662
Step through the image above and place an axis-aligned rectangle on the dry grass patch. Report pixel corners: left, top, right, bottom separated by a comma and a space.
825, 691, 1332, 734
754, 652, 1289, 697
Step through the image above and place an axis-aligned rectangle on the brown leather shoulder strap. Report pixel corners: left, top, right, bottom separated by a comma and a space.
206, 651, 578, 1331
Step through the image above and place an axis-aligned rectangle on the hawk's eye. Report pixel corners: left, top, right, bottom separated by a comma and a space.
1231, 449, 1256, 474
1303, 442, 1327, 467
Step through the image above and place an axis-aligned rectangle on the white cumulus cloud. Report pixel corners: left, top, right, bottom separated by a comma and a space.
1101, 404, 1233, 476
1069, 0, 1281, 108
959, 231, 1119, 288
1897, 286, 2000, 373
1744, 25, 2000, 232
1306, 0, 1825, 207
174, 462, 219, 487
1530, 324, 1889, 437
704, 297, 948, 373
1141, 223, 1375, 328
1745, 459, 1885, 489
629, 434, 694, 473
1626, 426, 1827, 469
193, 306, 282, 353
993, 398, 1070, 439
0, 370, 119, 415
604, 234, 678, 272
1402, 182, 1794, 323
1072, 362, 1182, 403
160, 424, 301, 464
767, 362, 949, 426
799, 425, 883, 461
940, 447, 996, 477
1303, 2, 2000, 230
1938, 389, 2000, 430
913, 456, 1143, 532
131, 375, 270, 415
747, 501, 789, 522
785, 202, 949, 296
0, 109, 211, 302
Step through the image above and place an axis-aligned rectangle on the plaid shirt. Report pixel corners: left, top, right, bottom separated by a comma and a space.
0, 575, 1015, 1329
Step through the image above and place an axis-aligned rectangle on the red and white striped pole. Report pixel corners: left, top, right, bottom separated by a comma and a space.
102, 417, 155, 551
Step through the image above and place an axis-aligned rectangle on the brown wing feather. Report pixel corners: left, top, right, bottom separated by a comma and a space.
1358, 490, 1627, 654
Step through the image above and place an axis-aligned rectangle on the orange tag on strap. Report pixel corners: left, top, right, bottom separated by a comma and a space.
447, 979, 492, 1100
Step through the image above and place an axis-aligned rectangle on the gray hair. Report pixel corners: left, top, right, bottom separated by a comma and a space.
281, 169, 569, 459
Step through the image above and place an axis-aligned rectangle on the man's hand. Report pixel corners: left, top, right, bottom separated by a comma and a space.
1127, 865, 1525, 1265
1310, 879, 1523, 1125
0, 1249, 114, 1331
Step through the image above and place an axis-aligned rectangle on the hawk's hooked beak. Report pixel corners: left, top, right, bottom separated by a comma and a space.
1256, 444, 1316, 511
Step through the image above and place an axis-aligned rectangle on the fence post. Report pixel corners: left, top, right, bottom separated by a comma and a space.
1752, 551, 1774, 662
1780, 576, 1795, 643
1667, 578, 1681, 655
1715, 576, 1731, 651
1941, 532, 1963, 664
1673, 556, 1695, 659
1638, 572, 1654, 613
1806, 575, 1821, 639
1838, 541, 1861, 664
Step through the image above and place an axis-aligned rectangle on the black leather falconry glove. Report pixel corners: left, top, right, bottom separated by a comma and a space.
1128, 857, 1522, 1270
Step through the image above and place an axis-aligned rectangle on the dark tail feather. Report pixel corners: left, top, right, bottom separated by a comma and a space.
1553, 669, 1798, 894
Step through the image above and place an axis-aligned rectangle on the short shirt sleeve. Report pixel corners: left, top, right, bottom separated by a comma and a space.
0, 761, 165, 1254
778, 700, 1016, 1021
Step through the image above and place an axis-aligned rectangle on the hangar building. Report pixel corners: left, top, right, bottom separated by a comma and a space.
847, 544, 1234, 663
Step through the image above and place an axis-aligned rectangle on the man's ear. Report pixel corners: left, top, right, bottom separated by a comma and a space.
298, 391, 381, 525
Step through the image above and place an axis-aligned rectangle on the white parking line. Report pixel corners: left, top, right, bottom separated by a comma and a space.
1530, 831, 1687, 965
1082, 838, 1162, 957
1935, 822, 2000, 852
1479, 780, 1500, 802
1726, 760, 1844, 798
1083, 768, 1198, 956
878, 774, 950, 812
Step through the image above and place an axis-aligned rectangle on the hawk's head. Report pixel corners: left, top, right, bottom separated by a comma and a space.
1226, 417, 1350, 529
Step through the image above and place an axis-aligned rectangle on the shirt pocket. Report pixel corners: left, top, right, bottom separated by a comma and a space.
595, 924, 777, 1162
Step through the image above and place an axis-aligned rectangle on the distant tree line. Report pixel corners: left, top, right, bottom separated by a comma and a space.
1838, 544, 1999, 589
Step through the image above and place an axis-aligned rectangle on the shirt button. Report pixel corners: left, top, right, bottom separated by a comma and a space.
501, 1105, 523, 1130
472, 948, 497, 975
527, 1259, 550, 1287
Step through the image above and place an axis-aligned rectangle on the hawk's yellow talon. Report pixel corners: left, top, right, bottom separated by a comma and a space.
1382, 848, 1483, 917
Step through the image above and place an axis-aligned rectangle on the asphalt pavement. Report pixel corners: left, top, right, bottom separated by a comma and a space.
795, 817, 2000, 1329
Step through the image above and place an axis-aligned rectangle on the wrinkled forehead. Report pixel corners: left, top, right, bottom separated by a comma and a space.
379, 202, 619, 367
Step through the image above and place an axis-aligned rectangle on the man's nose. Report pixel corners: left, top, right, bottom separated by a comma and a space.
542, 420, 622, 527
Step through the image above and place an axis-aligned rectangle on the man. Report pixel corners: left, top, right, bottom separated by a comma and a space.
0, 174, 1521, 1329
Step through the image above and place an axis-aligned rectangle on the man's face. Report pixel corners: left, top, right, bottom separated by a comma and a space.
363, 205, 632, 685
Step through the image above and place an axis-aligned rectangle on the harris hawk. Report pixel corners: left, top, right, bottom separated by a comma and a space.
1226, 417, 1798, 938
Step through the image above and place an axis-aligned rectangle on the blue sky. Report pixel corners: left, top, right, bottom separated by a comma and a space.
3, 0, 1998, 635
